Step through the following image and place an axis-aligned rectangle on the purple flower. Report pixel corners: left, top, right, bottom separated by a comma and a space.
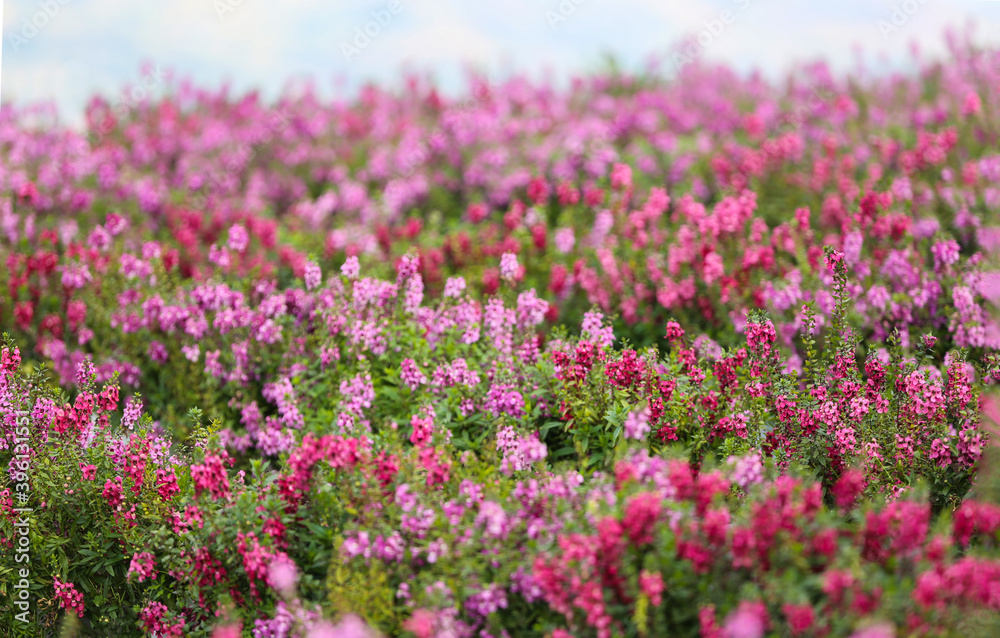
147, 341, 168, 364
443, 276, 467, 298
228, 223, 249, 252
122, 396, 143, 430
119, 254, 152, 280
581, 310, 615, 348
476, 500, 508, 538
208, 244, 230, 268
61, 264, 92, 290
500, 252, 519, 281
341, 256, 360, 279
516, 289, 549, 330
485, 383, 524, 419
304, 260, 321, 290
624, 406, 651, 440
727, 453, 764, 490
400, 359, 427, 389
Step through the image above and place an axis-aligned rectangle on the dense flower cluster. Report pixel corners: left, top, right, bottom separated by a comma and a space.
52, 577, 84, 618
1, 30, 1000, 638
0, 35, 996, 439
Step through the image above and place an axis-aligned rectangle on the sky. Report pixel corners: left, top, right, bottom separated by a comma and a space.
2, 0, 1000, 130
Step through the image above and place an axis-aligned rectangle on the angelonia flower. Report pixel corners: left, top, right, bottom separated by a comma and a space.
497, 424, 548, 474
624, 406, 651, 440
127, 551, 157, 583
52, 577, 85, 618
2, 35, 1000, 638
723, 601, 767, 638
400, 358, 427, 389
581, 311, 615, 349
228, 223, 249, 252
727, 453, 764, 491
208, 244, 230, 268
341, 256, 360, 279
267, 554, 298, 596
212, 625, 243, 638
611, 162, 633, 191
191, 451, 231, 501
443, 276, 467, 298
304, 260, 322, 290
500, 252, 519, 282
148, 341, 168, 364
397, 254, 419, 282
122, 395, 143, 430
554, 227, 575, 254
307, 616, 377, 638
140, 601, 185, 636
639, 571, 664, 606
75, 357, 96, 387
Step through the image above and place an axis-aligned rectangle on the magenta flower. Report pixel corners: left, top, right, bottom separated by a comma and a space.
127, 551, 157, 583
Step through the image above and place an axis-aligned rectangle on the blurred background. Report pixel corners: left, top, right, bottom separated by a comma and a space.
3, 0, 1000, 129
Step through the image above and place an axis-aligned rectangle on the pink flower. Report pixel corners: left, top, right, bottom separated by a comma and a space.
403, 609, 436, 638
624, 406, 651, 440
443, 276, 466, 298
52, 577, 85, 618
639, 570, 665, 606
147, 341, 168, 364
140, 601, 185, 636
341, 256, 360, 279
267, 554, 298, 595
623, 491, 661, 546
400, 359, 427, 389
962, 90, 982, 116
611, 162, 633, 191
227, 223, 249, 252
703, 251, 724, 286
832, 469, 866, 510
121, 396, 143, 430
824, 248, 845, 272
208, 243, 230, 268
102, 478, 124, 509
304, 260, 321, 290
500, 252, 519, 282
849, 623, 895, 638
554, 227, 575, 254
156, 468, 180, 501
212, 624, 242, 638
127, 551, 157, 583
723, 601, 767, 638
782, 604, 814, 636
191, 451, 231, 501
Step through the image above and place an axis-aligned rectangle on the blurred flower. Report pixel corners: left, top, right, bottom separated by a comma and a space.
267, 555, 298, 596
500, 252, 519, 282
624, 406, 651, 440
341, 256, 360, 279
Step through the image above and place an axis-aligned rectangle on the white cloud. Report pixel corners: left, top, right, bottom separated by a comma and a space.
2, 0, 999, 128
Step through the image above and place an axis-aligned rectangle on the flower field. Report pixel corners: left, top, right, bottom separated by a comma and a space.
3, 34, 1000, 637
